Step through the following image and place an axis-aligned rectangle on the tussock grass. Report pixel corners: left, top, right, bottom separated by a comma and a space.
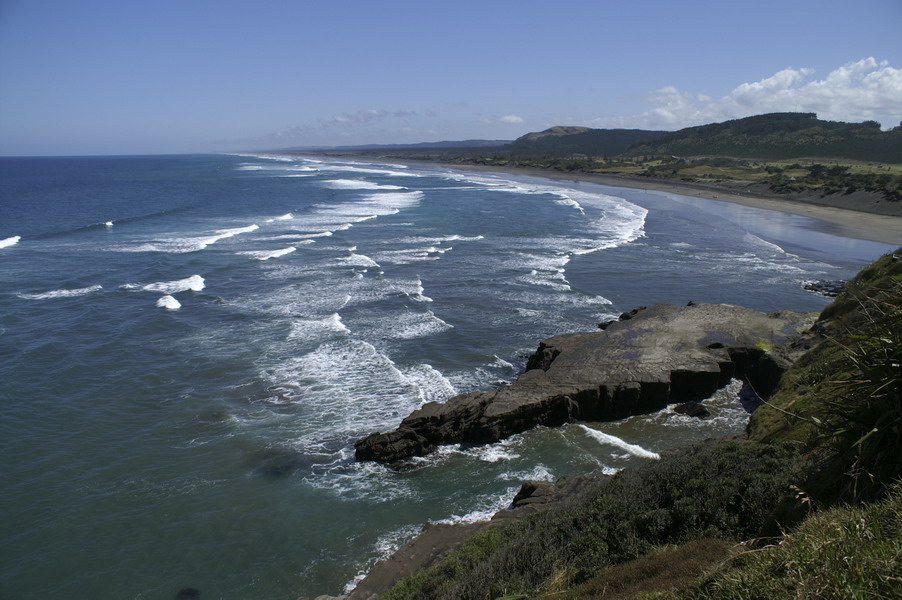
676, 485, 902, 600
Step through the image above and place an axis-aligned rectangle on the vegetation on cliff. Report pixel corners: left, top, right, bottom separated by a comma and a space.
623, 113, 902, 164
376, 250, 902, 600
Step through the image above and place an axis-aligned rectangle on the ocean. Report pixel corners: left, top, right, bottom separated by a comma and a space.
0, 154, 895, 599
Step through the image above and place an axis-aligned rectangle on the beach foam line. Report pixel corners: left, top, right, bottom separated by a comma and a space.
317, 164, 420, 178
441, 170, 648, 252
577, 424, 660, 459
17, 284, 103, 300
0, 236, 21, 249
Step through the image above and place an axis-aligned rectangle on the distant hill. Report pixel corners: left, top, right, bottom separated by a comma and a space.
623, 113, 902, 163
293, 113, 902, 164
507, 126, 666, 158
276, 139, 509, 153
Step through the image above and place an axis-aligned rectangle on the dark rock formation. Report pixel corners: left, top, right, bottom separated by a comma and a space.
674, 401, 711, 418
803, 279, 845, 297
355, 302, 812, 463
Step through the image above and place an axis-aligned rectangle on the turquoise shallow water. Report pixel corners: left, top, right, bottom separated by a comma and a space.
0, 154, 894, 599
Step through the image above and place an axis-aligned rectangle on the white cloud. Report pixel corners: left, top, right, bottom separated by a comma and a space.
596, 58, 902, 130
499, 114, 525, 124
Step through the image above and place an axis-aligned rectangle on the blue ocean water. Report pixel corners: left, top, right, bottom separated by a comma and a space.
0, 154, 894, 599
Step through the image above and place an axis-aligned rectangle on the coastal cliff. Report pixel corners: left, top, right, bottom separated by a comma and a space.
340, 249, 901, 600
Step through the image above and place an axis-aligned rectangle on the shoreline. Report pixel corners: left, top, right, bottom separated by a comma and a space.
382, 158, 902, 246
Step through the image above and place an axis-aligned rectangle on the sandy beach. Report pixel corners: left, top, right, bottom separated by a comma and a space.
393, 160, 902, 247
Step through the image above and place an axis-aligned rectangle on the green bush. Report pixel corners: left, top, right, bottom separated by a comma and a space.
383, 441, 804, 600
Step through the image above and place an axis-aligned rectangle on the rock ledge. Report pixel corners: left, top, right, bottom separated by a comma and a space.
355, 302, 811, 463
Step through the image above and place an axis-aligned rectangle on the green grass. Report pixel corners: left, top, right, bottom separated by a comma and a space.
673, 485, 902, 600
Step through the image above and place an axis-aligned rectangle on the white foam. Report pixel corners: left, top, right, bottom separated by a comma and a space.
126, 274, 205, 294
742, 232, 789, 255
240, 246, 297, 261
17, 284, 103, 300
0, 236, 21, 248
343, 524, 424, 594
288, 313, 351, 339
577, 424, 660, 459
400, 363, 457, 405
442, 170, 648, 254
321, 179, 406, 190
498, 464, 555, 483
312, 191, 424, 224
265, 213, 294, 222
339, 253, 381, 268
156, 295, 181, 310
442, 234, 484, 242
372, 248, 443, 265
551, 191, 586, 214
434, 487, 521, 525
439, 437, 521, 463
356, 309, 453, 341
103, 221, 114, 228
261, 340, 439, 446
490, 355, 515, 371
122, 223, 260, 253
407, 279, 432, 302
319, 163, 420, 178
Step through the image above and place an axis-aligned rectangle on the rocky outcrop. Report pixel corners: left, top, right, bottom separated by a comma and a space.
674, 401, 711, 418
803, 279, 845, 297
355, 302, 813, 463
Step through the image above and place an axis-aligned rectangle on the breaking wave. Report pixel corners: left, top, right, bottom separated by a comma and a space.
1, 235, 21, 248
17, 284, 103, 300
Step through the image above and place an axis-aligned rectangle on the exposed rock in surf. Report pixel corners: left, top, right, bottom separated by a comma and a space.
674, 401, 711, 418
803, 279, 845, 297
355, 302, 812, 463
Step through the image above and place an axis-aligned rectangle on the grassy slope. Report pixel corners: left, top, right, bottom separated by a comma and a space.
377, 250, 902, 600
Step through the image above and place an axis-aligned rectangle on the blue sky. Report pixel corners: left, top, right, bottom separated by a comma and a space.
1, 0, 900, 156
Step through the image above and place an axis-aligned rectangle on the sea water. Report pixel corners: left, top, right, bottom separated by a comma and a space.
0, 154, 894, 599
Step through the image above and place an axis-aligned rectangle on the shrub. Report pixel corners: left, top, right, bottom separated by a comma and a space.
382, 440, 804, 600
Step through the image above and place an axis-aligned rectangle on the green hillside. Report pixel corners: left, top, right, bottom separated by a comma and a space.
624, 112, 902, 163
506, 126, 666, 158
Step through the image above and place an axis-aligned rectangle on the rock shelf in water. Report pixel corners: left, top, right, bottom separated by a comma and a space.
355, 302, 813, 463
